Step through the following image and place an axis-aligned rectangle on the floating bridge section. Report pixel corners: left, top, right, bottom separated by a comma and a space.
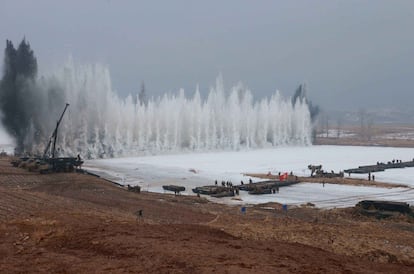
344, 160, 414, 174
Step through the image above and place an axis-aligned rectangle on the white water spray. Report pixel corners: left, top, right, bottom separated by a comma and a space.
33, 59, 312, 158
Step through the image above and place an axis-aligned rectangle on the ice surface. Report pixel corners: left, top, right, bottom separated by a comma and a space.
85, 145, 414, 208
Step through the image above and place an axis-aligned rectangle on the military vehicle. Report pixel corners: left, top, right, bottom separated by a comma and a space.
12, 103, 83, 173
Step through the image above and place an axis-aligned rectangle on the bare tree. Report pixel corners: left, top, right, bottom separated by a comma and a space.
315, 113, 330, 139
324, 114, 329, 138
358, 108, 374, 141
358, 108, 366, 140
366, 117, 374, 141
336, 117, 342, 139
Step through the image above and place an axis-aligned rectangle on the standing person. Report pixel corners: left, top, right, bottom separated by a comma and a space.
76, 154, 83, 169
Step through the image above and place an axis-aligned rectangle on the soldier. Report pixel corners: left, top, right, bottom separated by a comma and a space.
135, 209, 143, 220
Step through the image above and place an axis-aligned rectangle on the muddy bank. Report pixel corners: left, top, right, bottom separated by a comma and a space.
1, 157, 413, 273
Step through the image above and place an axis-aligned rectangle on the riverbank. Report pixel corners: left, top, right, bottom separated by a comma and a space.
1, 157, 413, 272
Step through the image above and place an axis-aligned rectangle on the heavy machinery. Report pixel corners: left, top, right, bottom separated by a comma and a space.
41, 103, 83, 172
12, 103, 83, 173
43, 103, 70, 159
356, 200, 412, 218
308, 164, 344, 178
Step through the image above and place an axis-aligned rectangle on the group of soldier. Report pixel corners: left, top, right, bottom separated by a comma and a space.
215, 180, 235, 188
214, 178, 254, 187
214, 180, 240, 195
377, 159, 404, 165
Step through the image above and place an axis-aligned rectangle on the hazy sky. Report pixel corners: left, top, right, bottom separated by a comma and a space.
1, 0, 413, 111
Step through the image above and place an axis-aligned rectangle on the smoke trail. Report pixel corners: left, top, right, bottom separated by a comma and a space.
2, 56, 313, 158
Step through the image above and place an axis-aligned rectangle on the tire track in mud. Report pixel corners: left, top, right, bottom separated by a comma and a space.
0, 186, 71, 220
0, 190, 36, 219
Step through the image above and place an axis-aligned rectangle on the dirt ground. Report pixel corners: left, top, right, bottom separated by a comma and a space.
1, 157, 413, 273
315, 124, 414, 148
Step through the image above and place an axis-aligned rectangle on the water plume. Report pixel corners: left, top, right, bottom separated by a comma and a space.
18, 59, 313, 158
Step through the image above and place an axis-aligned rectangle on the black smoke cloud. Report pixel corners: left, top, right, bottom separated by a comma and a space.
292, 83, 320, 123
0, 39, 65, 155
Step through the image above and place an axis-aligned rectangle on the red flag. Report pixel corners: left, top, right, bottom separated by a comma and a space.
279, 172, 288, 181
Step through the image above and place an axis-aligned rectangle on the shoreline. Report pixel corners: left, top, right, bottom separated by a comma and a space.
1, 156, 413, 272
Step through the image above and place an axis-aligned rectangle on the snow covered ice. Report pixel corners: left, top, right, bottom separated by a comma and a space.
85, 145, 414, 208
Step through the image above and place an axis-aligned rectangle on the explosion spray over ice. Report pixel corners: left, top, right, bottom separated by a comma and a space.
3, 58, 312, 158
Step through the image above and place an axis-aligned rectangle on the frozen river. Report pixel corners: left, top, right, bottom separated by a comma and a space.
84, 145, 414, 208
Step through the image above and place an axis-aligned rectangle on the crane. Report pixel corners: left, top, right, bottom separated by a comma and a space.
43, 103, 70, 159
12, 102, 82, 173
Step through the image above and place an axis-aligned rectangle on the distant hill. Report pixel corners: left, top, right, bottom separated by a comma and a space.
322, 107, 414, 125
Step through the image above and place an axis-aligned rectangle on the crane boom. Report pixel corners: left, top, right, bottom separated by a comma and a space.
43, 103, 70, 159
